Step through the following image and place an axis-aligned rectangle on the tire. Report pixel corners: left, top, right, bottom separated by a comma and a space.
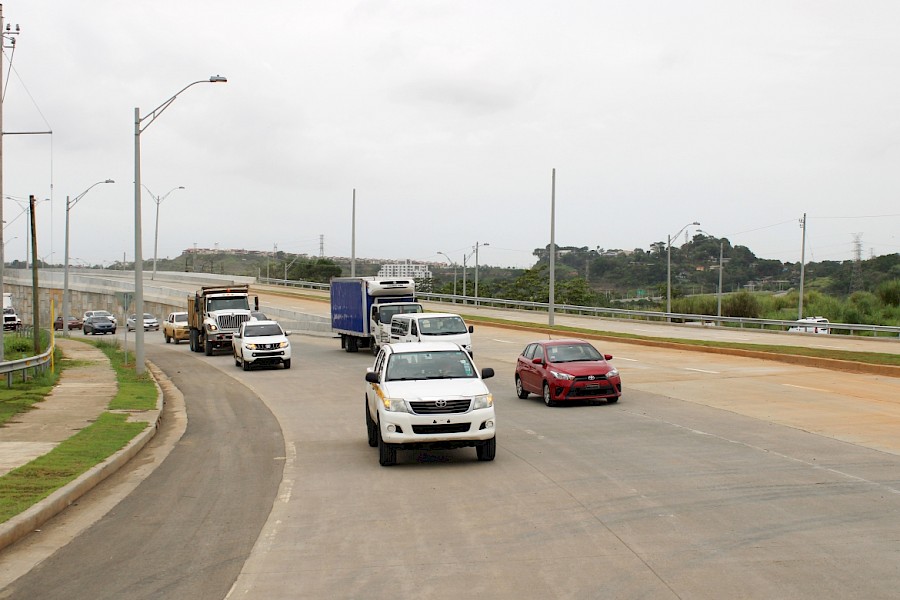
365, 401, 378, 448
476, 436, 496, 461
346, 335, 359, 353
607, 396, 619, 404
234, 352, 241, 367
543, 382, 556, 407
205, 339, 213, 356
189, 330, 197, 352
164, 333, 171, 344
283, 359, 291, 369
82, 327, 87, 335
377, 422, 396, 466
241, 352, 251, 371
515, 376, 529, 399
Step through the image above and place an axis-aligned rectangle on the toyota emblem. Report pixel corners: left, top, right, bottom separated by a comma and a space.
435, 399, 448, 408
587, 375, 595, 380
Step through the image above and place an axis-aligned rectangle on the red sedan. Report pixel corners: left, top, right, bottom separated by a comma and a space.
515, 339, 622, 406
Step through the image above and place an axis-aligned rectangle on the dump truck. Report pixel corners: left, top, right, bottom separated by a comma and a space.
188, 284, 258, 355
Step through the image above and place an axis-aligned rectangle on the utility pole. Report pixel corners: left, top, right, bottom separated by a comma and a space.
29, 195, 39, 354
549, 168, 556, 326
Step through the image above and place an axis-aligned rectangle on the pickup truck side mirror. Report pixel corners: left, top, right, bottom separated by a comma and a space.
285, 331, 292, 337
365, 371, 380, 384
481, 367, 494, 380
234, 332, 241, 339
468, 325, 474, 333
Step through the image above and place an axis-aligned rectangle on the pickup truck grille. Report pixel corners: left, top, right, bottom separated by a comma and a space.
412, 423, 471, 434
216, 314, 250, 331
408, 399, 471, 414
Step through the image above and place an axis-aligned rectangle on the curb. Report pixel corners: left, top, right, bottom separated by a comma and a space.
0, 360, 166, 553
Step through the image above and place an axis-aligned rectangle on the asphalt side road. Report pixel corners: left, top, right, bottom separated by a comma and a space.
0, 343, 284, 600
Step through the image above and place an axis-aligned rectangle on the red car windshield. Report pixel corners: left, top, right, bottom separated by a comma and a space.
546, 344, 603, 363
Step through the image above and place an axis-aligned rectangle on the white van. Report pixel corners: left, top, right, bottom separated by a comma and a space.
390, 313, 474, 355
788, 317, 830, 334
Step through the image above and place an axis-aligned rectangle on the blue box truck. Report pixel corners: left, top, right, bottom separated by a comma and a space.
330, 277, 423, 354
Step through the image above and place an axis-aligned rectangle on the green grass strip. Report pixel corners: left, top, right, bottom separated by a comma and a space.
0, 338, 157, 523
0, 348, 62, 427
0, 412, 146, 522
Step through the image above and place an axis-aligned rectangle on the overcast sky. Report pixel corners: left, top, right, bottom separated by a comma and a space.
2, 1, 899, 270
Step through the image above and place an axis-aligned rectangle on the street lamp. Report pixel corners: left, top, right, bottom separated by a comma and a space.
63, 179, 114, 337
134, 75, 226, 374
474, 242, 489, 307
436, 251, 458, 299
666, 221, 700, 317
142, 184, 185, 280
461, 247, 476, 304
698, 229, 727, 323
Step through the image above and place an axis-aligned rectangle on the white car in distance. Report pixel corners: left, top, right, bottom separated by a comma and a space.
232, 320, 292, 370
84, 309, 117, 325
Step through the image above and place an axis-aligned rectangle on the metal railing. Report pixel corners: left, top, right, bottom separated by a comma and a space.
0, 328, 54, 388
260, 279, 900, 338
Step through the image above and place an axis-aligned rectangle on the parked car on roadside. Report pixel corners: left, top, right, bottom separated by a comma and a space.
83, 315, 116, 335
163, 311, 190, 344
232, 320, 292, 370
127, 313, 159, 331
364, 341, 496, 466
53, 315, 83, 331
515, 339, 622, 406
83, 309, 117, 325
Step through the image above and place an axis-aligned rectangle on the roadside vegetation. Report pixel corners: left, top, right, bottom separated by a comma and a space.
0, 333, 60, 427
0, 338, 155, 523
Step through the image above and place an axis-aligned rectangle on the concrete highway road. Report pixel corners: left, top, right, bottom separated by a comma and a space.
2, 308, 900, 598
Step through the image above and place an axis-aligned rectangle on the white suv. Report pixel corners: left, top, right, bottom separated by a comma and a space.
788, 317, 830, 334
232, 320, 292, 370
364, 341, 496, 466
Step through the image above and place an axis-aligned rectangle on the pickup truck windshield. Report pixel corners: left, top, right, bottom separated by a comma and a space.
243, 324, 283, 337
386, 350, 475, 381
207, 297, 250, 312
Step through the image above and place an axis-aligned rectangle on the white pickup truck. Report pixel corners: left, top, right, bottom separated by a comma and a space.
364, 341, 496, 466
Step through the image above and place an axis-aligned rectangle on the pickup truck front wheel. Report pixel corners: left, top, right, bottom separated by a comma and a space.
378, 422, 397, 466
476, 436, 496, 461
205, 338, 213, 356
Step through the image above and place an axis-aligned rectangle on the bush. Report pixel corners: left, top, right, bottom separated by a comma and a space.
723, 291, 761, 318
876, 279, 900, 307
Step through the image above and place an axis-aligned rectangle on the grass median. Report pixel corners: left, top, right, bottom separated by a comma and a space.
0, 338, 156, 523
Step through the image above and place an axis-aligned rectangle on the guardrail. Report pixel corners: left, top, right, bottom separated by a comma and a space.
0, 328, 54, 388
261, 278, 900, 339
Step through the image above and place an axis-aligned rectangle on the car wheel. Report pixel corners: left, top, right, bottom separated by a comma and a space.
234, 352, 241, 367
82, 327, 87, 335
378, 427, 397, 466
365, 400, 378, 448
476, 436, 496, 461
164, 333, 171, 344
515, 376, 529, 399
283, 359, 291, 369
543, 382, 556, 407
242, 354, 251, 371
607, 396, 619, 404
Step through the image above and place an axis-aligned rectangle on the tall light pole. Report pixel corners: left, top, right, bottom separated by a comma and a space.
698, 229, 726, 323
549, 168, 556, 325
461, 248, 476, 304
666, 220, 700, 317
473, 241, 489, 307
798, 213, 807, 320
63, 179, 114, 337
143, 184, 184, 280
0, 7, 20, 362
134, 75, 226, 374
437, 251, 457, 298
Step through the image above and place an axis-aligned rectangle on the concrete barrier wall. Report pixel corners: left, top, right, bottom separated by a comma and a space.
2, 269, 330, 335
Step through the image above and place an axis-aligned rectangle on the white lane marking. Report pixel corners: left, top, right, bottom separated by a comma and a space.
783, 383, 829, 393
684, 368, 720, 374
492, 338, 517, 344
615, 357, 639, 362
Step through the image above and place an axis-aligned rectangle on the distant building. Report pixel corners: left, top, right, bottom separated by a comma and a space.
378, 260, 432, 279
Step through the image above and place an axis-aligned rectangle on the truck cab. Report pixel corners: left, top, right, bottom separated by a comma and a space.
189, 285, 258, 355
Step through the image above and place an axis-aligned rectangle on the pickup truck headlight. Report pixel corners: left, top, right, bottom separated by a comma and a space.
382, 398, 410, 413
549, 370, 575, 381
244, 343, 257, 350
473, 393, 493, 409
278, 341, 289, 348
